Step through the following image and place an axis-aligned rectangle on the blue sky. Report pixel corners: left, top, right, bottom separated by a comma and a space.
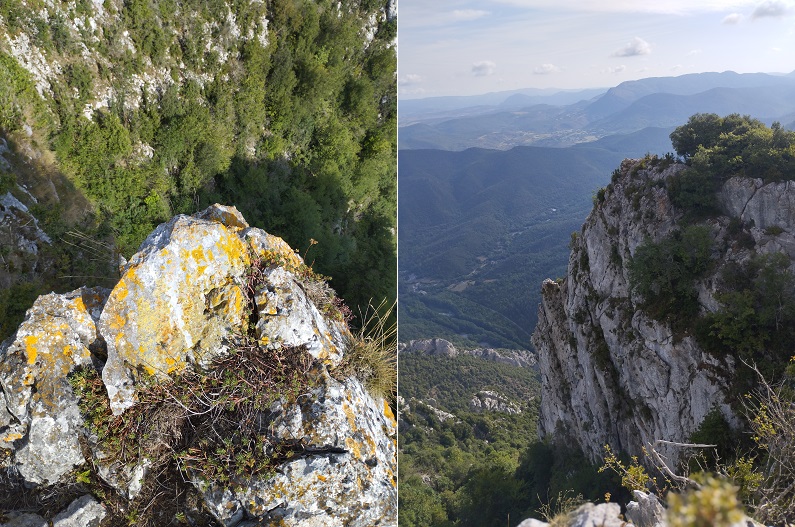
398, 0, 795, 98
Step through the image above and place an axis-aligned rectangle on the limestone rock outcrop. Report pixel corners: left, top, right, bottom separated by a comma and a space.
0, 205, 396, 526
0, 287, 108, 484
516, 491, 762, 527
469, 390, 521, 414
516, 502, 626, 527
532, 158, 795, 462
399, 338, 536, 368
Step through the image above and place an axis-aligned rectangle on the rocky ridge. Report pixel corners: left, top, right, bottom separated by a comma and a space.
0, 205, 396, 526
398, 338, 536, 368
532, 157, 795, 463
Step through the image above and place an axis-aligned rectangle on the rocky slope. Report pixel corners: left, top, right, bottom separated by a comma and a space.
0, 205, 396, 526
398, 338, 536, 368
532, 156, 795, 463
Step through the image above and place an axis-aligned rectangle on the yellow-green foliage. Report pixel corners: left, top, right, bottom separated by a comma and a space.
725, 456, 763, 504
599, 444, 657, 493
667, 475, 744, 527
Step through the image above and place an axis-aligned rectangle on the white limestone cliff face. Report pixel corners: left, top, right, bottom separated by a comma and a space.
532, 158, 795, 463
0, 205, 396, 526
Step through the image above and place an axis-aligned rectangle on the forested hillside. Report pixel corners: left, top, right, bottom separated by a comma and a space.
398, 128, 674, 349
398, 352, 622, 527
0, 0, 396, 338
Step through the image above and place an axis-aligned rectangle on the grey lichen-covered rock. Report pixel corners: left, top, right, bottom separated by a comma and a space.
51, 495, 106, 527
201, 376, 397, 527
626, 491, 666, 527
100, 204, 251, 415
515, 519, 550, 527
246, 227, 349, 366
532, 159, 754, 462
0, 287, 108, 484
0, 204, 396, 526
516, 502, 628, 527
568, 502, 627, 527
252, 266, 346, 366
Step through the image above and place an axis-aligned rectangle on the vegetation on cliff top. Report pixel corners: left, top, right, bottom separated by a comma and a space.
0, 0, 396, 339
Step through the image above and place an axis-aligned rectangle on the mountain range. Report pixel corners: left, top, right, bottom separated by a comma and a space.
399, 71, 795, 151
398, 70, 795, 350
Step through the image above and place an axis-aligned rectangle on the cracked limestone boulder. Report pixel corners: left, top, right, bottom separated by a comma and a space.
245, 229, 349, 366
0, 287, 108, 485
99, 204, 351, 415
99, 204, 252, 415
200, 376, 398, 527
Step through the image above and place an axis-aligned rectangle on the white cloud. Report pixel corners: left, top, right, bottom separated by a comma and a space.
604, 65, 626, 74
533, 63, 561, 74
752, 0, 791, 18
489, 0, 760, 15
472, 61, 497, 76
399, 74, 423, 86
671, 64, 684, 70
452, 9, 490, 21
612, 37, 652, 57
688, 48, 703, 55
400, 86, 426, 96
722, 12, 742, 23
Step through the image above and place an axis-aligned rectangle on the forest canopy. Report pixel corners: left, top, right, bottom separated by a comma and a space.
0, 0, 396, 335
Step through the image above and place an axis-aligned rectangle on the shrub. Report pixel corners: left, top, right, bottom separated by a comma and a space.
667, 474, 745, 527
628, 226, 713, 329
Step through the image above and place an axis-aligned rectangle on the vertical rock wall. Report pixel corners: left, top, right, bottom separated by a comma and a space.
532, 159, 795, 462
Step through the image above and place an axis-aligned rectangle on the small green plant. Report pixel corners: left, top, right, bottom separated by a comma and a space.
599, 444, 658, 494
592, 187, 607, 206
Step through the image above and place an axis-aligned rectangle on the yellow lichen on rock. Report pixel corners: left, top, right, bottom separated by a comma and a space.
383, 400, 396, 426
0, 287, 108, 484
23, 335, 39, 365
100, 212, 251, 414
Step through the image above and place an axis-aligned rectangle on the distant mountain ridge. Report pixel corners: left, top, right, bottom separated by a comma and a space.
399, 71, 795, 150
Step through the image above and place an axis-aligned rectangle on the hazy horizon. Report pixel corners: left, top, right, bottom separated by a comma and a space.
399, 0, 795, 100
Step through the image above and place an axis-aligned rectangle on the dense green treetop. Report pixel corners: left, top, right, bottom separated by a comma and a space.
670, 113, 795, 181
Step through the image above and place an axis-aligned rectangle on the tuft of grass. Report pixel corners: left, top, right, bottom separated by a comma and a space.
335, 300, 396, 401
537, 489, 585, 527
